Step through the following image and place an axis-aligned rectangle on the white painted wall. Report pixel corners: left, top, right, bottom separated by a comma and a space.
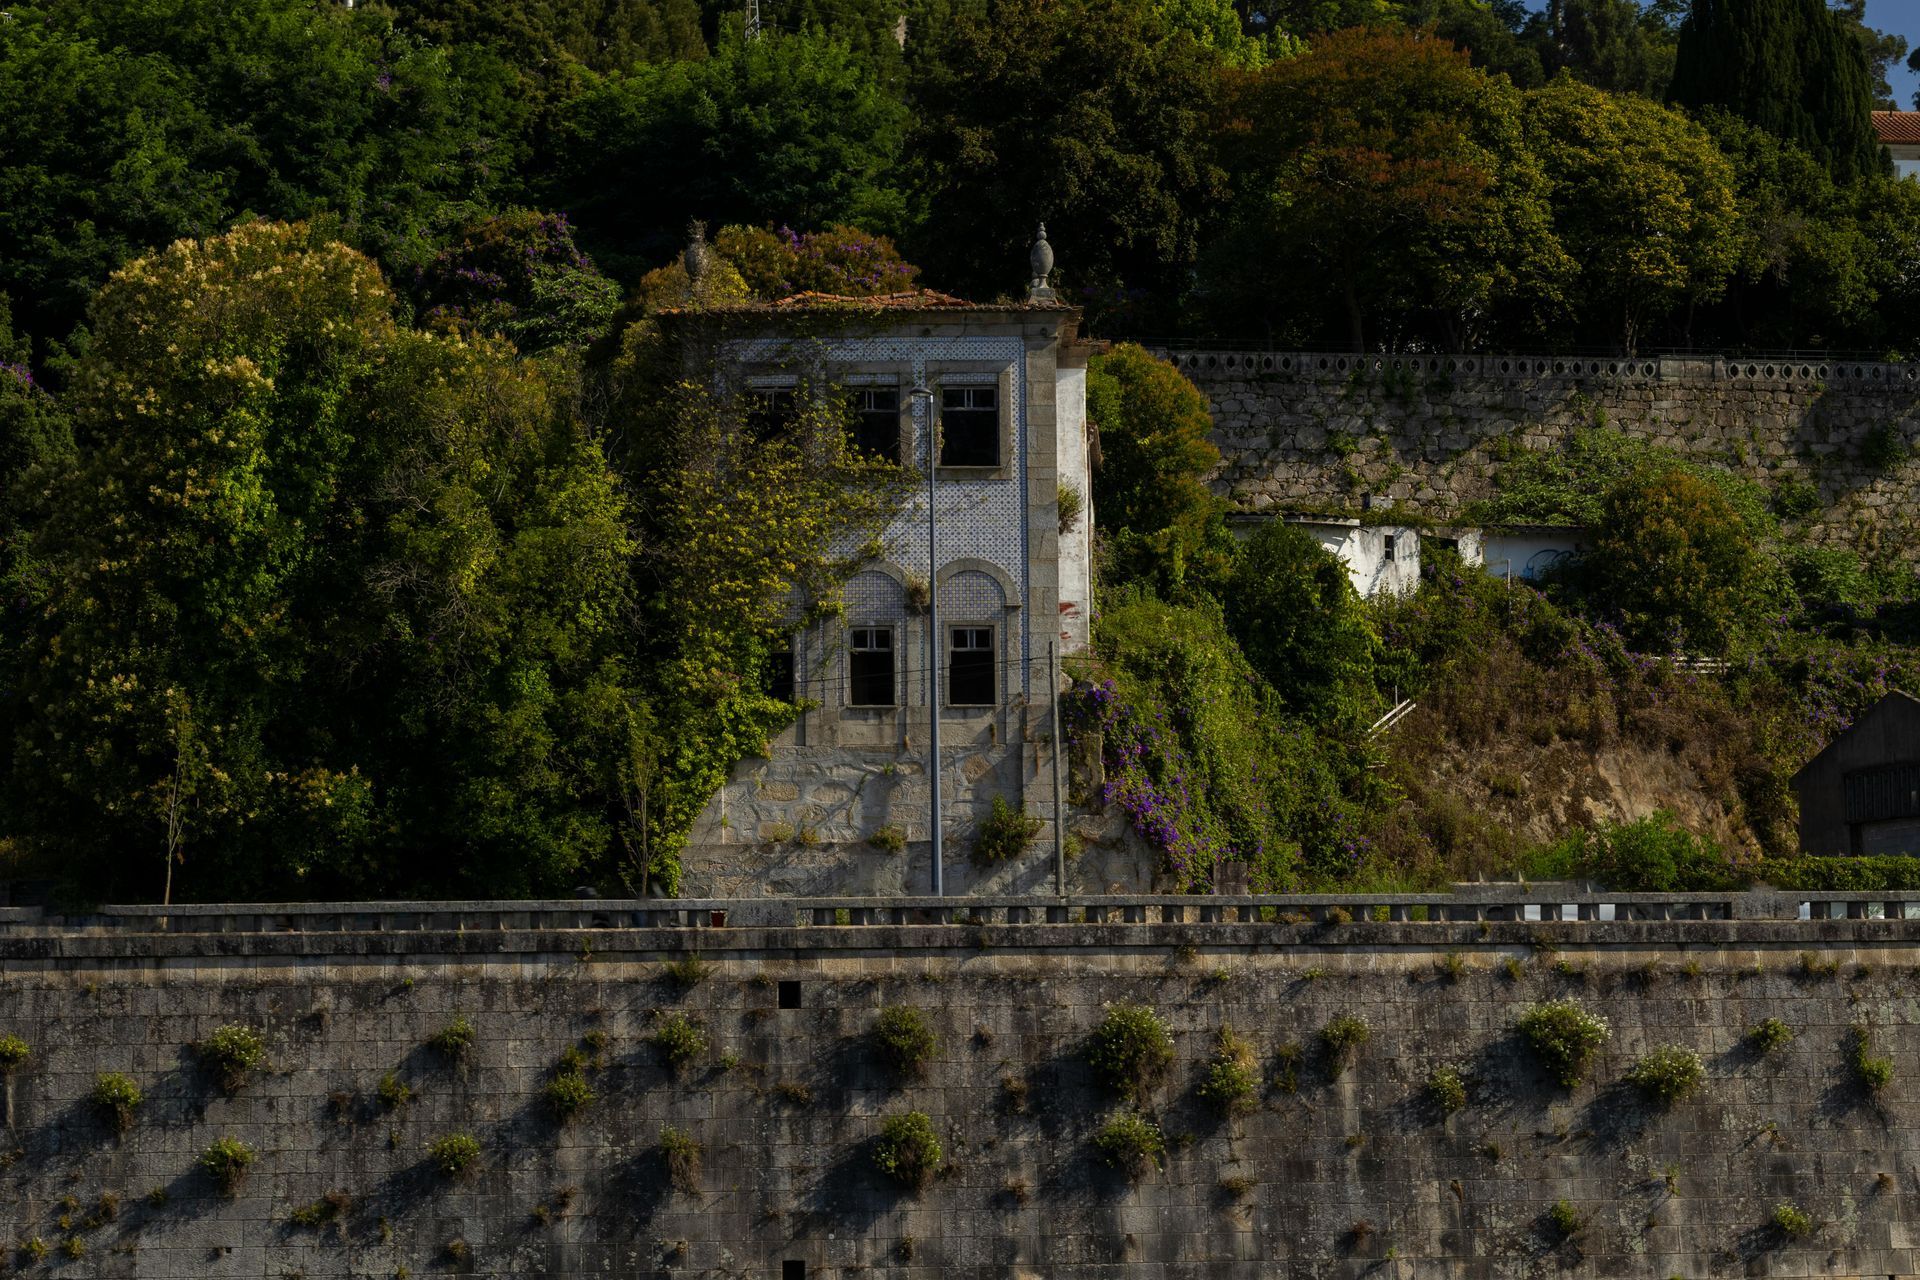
1054, 365, 1093, 652
1288, 519, 1422, 598
1479, 530, 1589, 583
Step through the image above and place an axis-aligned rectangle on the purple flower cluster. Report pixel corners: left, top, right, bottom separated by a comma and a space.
0, 361, 32, 389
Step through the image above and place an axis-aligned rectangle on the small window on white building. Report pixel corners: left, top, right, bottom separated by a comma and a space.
747, 386, 797, 439
939, 385, 999, 468
849, 627, 895, 707
764, 645, 796, 703
1384, 534, 1397, 561
948, 626, 995, 706
851, 387, 901, 463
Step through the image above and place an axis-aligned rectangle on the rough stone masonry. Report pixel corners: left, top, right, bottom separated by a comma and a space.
4, 901, 1920, 1278
1174, 350, 1920, 560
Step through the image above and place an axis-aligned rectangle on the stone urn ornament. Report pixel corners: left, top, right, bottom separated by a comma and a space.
1027, 223, 1057, 302
683, 220, 711, 294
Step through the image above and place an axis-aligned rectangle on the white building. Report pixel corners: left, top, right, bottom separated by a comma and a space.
1874, 111, 1920, 180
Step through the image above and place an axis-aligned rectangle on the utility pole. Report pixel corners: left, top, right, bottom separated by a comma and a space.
908, 385, 943, 897
1050, 642, 1066, 897
745, 0, 761, 42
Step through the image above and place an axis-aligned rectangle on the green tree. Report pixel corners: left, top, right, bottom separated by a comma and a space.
1085, 344, 1233, 599
1590, 465, 1771, 654
905, 0, 1230, 317
4, 222, 646, 902
1669, 0, 1885, 185
1829, 0, 1907, 111
413, 209, 621, 353
1522, 78, 1739, 353
551, 32, 910, 281
1225, 523, 1378, 726
1208, 27, 1571, 350
1533, 0, 1676, 96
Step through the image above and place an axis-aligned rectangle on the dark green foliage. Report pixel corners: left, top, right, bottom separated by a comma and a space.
1088, 1003, 1175, 1101
660, 1125, 702, 1194
1426, 1065, 1467, 1115
1195, 1025, 1260, 1115
1226, 523, 1378, 727
0, 1035, 28, 1071
1319, 1015, 1370, 1075
871, 1006, 939, 1079
428, 1132, 482, 1177
871, 1111, 943, 1190
1547, 1197, 1583, 1238
650, 1012, 707, 1072
430, 1018, 478, 1061
289, 1191, 350, 1229
1670, 0, 1884, 185
376, 1073, 414, 1110
91, 1072, 143, 1133
198, 1025, 268, 1095
1533, 811, 1738, 893
544, 1071, 595, 1121
411, 210, 619, 354
199, 1137, 257, 1193
972, 797, 1042, 863
1092, 1107, 1166, 1178
1750, 1018, 1795, 1054
1624, 1046, 1705, 1106
1517, 999, 1610, 1088
1849, 1024, 1892, 1093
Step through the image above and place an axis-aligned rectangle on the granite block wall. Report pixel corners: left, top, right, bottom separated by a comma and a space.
3, 917, 1920, 1278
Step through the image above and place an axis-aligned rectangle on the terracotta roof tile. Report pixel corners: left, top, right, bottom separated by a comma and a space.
1873, 111, 1920, 144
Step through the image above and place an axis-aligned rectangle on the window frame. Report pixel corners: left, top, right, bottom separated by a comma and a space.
945, 622, 997, 708
927, 364, 1015, 478
848, 383, 904, 465
847, 625, 898, 709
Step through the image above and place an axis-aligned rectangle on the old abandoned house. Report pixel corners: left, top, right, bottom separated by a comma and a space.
676, 232, 1119, 895
1793, 689, 1920, 857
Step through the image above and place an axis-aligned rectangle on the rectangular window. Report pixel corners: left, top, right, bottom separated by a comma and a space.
849, 627, 895, 707
1384, 534, 1397, 562
764, 647, 795, 703
948, 626, 995, 706
939, 385, 999, 468
851, 387, 900, 463
747, 386, 797, 439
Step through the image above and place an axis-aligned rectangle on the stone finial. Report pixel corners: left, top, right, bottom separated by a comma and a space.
683, 220, 711, 287
1027, 223, 1057, 302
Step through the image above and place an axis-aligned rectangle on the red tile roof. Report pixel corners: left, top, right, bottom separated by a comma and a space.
1873, 112, 1920, 145
661, 287, 1072, 316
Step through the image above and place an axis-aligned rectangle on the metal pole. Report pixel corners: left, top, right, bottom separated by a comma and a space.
913, 386, 944, 898
1050, 641, 1066, 897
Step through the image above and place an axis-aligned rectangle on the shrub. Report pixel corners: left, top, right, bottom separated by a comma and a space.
428, 1133, 482, 1178
1517, 1000, 1610, 1088
650, 1013, 707, 1072
289, 1191, 350, 1228
377, 1072, 413, 1110
871, 1006, 939, 1079
0, 1035, 27, 1071
1425, 1065, 1467, 1116
1088, 1003, 1174, 1101
1196, 1025, 1260, 1116
199, 1137, 256, 1194
871, 1111, 943, 1190
197, 1024, 268, 1094
1624, 1046, 1704, 1106
91, 1072, 143, 1133
544, 1071, 594, 1122
1850, 1025, 1893, 1094
1547, 1198, 1582, 1238
428, 1017, 477, 1061
866, 824, 907, 854
660, 1126, 702, 1194
1320, 1015, 1370, 1075
1092, 1108, 1166, 1179
662, 955, 711, 989
1749, 1018, 1795, 1055
973, 796, 1043, 862
1771, 1201, 1813, 1238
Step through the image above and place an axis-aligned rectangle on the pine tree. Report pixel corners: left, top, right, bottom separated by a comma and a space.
1669, 0, 1885, 184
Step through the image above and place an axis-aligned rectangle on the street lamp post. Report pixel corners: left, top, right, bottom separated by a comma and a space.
908, 384, 943, 897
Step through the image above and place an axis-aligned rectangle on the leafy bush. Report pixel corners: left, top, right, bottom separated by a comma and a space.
1517, 1000, 1610, 1088
871, 1006, 939, 1079
1425, 1065, 1467, 1115
428, 1133, 482, 1178
1547, 1198, 1582, 1238
871, 1111, 943, 1190
1092, 1108, 1166, 1179
660, 1126, 702, 1194
1749, 1018, 1795, 1054
544, 1071, 594, 1122
0, 1035, 28, 1070
650, 1013, 707, 1072
428, 1017, 477, 1061
1226, 520, 1379, 727
289, 1191, 350, 1228
377, 1072, 413, 1110
1850, 1025, 1893, 1094
866, 824, 907, 854
1320, 1015, 1370, 1075
662, 955, 710, 989
199, 1137, 256, 1194
1088, 1003, 1174, 1101
91, 1072, 143, 1133
1195, 1025, 1259, 1115
1771, 1201, 1813, 1238
973, 796, 1043, 862
198, 1025, 267, 1094
1623, 1046, 1704, 1106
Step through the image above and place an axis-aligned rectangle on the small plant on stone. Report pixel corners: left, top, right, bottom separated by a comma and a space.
872, 1111, 943, 1191
1624, 1046, 1705, 1107
660, 1126, 703, 1194
428, 1016, 476, 1062
1088, 1003, 1174, 1102
0, 1035, 28, 1072
91, 1072, 143, 1134
871, 1006, 939, 1079
650, 1012, 707, 1073
199, 1137, 257, 1194
1320, 1015, 1370, 1076
1437, 952, 1466, 983
1196, 1025, 1259, 1116
544, 1071, 594, 1122
1749, 1018, 1794, 1055
1517, 999, 1610, 1088
1850, 1025, 1893, 1094
973, 796, 1043, 862
197, 1024, 267, 1094
1000, 1073, 1029, 1114
1272, 1041, 1302, 1094
866, 824, 907, 854
428, 1133, 482, 1178
290, 1191, 350, 1229
376, 1072, 413, 1111
662, 955, 711, 990
1771, 1201, 1813, 1239
1426, 1065, 1467, 1116
1547, 1198, 1583, 1239
21, 1236, 48, 1262
1092, 1108, 1166, 1179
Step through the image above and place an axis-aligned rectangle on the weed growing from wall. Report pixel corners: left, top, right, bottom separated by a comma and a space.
197, 1025, 267, 1095
428, 1133, 481, 1178
90, 1072, 142, 1134
872, 1112, 942, 1191
661, 1126, 703, 1194
428, 1017, 477, 1061
1088, 1003, 1174, 1101
871, 1006, 939, 1080
199, 1137, 257, 1194
1517, 1000, 1610, 1088
1624, 1046, 1704, 1106
1320, 1015, 1370, 1076
1093, 1108, 1166, 1179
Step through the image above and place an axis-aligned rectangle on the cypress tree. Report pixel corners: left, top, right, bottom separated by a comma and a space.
1669, 0, 1885, 184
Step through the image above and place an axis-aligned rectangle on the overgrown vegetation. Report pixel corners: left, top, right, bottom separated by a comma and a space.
1517, 1000, 1610, 1089
0, 1036, 27, 1072
91, 1073, 143, 1134
1092, 1108, 1167, 1179
197, 1025, 267, 1095
1624, 1046, 1706, 1106
1750, 1019, 1796, 1055
1088, 1004, 1175, 1102
1849, 1025, 1893, 1094
871, 1006, 939, 1080
199, 1137, 257, 1194
871, 1111, 943, 1191
1425, 1066, 1468, 1116
429, 1017, 478, 1062
972, 797, 1044, 863
1320, 1016, 1370, 1075
1195, 1025, 1260, 1116
660, 1126, 703, 1194
650, 1014, 707, 1073
428, 1133, 482, 1178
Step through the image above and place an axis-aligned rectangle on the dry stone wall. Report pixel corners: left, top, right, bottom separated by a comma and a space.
4, 912, 1920, 1278
1176, 350, 1920, 557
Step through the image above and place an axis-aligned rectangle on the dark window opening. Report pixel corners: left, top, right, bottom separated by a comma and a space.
939, 385, 999, 467
747, 387, 797, 439
778, 980, 802, 1009
1845, 762, 1920, 823
1384, 534, 1397, 561
949, 626, 995, 706
765, 648, 795, 703
783, 1263, 807, 1280
852, 386, 900, 463
849, 627, 895, 707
